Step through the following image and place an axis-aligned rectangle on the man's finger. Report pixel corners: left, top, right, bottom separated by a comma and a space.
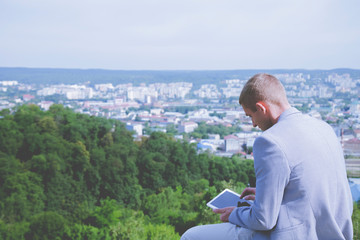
213, 208, 225, 213
244, 195, 255, 201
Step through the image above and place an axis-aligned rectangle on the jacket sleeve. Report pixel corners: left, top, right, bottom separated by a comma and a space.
229, 135, 290, 231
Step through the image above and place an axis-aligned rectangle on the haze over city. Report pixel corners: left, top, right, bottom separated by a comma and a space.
1, 0, 360, 70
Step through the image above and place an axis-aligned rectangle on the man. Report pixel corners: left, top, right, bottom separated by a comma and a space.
181, 73, 353, 239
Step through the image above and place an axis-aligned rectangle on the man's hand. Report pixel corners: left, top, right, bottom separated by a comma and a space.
240, 187, 256, 200
213, 207, 236, 222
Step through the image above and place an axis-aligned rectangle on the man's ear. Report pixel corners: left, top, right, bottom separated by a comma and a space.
255, 102, 267, 113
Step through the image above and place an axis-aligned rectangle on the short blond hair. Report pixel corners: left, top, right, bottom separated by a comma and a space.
239, 73, 288, 111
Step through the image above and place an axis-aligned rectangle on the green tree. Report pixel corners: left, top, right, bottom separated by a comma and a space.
110, 209, 180, 240
99, 142, 141, 207
25, 211, 68, 240
142, 187, 198, 234
84, 198, 120, 228
353, 202, 360, 240
0, 116, 23, 155
1, 171, 45, 222
0, 220, 30, 240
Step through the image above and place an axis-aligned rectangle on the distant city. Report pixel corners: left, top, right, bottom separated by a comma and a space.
0, 68, 359, 176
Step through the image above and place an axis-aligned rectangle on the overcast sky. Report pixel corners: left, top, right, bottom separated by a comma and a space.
1, 0, 359, 70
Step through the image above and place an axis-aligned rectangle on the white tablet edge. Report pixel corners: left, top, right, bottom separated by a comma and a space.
206, 188, 240, 209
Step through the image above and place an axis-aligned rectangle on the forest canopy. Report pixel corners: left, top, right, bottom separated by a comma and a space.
0, 104, 258, 239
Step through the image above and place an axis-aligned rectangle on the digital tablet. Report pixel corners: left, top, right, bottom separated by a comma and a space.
206, 188, 252, 209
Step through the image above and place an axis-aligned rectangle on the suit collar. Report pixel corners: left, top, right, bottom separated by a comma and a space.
278, 107, 301, 122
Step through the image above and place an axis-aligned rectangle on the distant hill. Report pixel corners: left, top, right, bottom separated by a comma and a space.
0, 67, 359, 87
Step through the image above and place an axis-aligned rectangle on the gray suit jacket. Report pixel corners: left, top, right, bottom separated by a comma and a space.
229, 108, 353, 239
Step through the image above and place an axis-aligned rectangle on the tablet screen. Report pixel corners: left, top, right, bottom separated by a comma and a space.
207, 189, 244, 209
